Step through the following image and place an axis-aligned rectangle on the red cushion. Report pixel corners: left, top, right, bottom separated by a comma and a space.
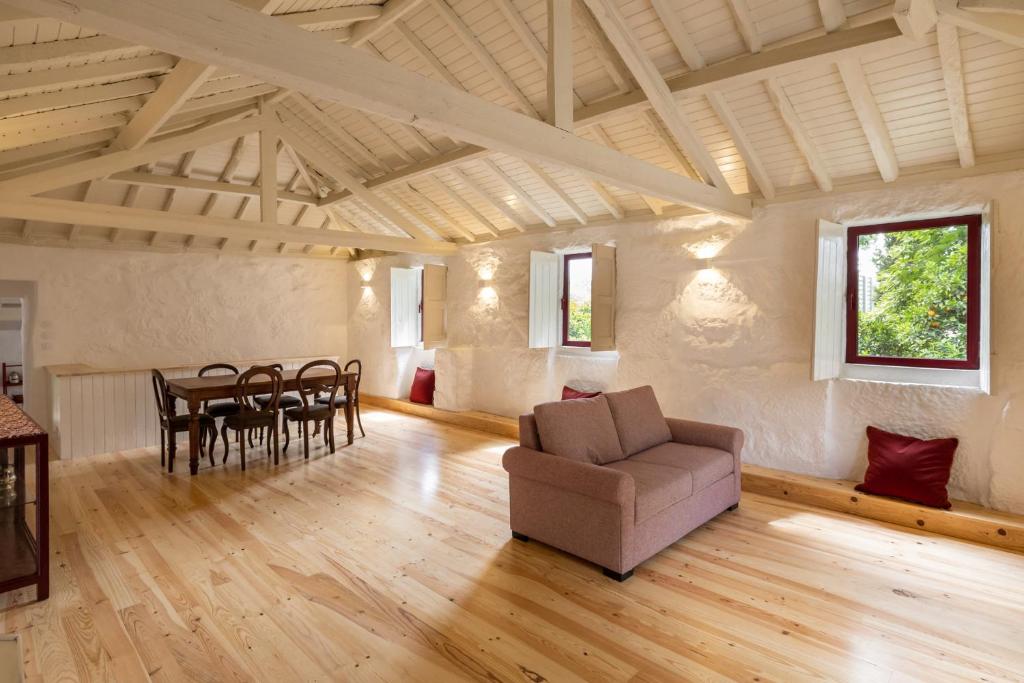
409, 367, 435, 405
855, 426, 958, 509
561, 385, 601, 401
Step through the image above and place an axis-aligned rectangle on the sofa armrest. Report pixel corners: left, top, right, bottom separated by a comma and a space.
502, 447, 634, 506
666, 418, 744, 460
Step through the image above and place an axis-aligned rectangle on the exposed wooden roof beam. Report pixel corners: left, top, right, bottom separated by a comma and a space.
111, 60, 217, 151
349, 0, 425, 47
449, 166, 527, 231
766, 78, 832, 192
405, 184, 476, 241
572, 0, 632, 93
259, 121, 278, 223
482, 158, 556, 228
936, 20, 975, 168
278, 6, 381, 28
649, 0, 705, 70
0, 54, 174, 98
547, 0, 574, 131
0, 196, 456, 254
0, 115, 264, 197
585, 179, 624, 220
895, 0, 938, 40
573, 16, 907, 127
959, 0, 1024, 13
107, 171, 317, 206
428, 176, 499, 236
935, 0, 1024, 48
705, 91, 775, 199
287, 93, 388, 175
583, 0, 728, 189
16, 0, 750, 219
0, 34, 132, 70
526, 162, 588, 225
836, 59, 899, 182
151, 150, 196, 245
818, 0, 847, 32
726, 0, 762, 53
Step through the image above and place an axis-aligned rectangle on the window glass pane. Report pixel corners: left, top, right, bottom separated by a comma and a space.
566, 256, 592, 343
856, 225, 969, 361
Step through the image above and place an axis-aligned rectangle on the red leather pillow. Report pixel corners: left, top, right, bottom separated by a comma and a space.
409, 367, 435, 405
561, 385, 601, 400
855, 426, 958, 509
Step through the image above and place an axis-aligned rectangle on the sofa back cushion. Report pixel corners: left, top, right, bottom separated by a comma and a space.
604, 385, 672, 456
519, 414, 542, 450
533, 395, 625, 465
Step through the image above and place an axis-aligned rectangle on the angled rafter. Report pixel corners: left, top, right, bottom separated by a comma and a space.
765, 78, 832, 192
818, 0, 847, 32
151, 150, 196, 245
572, 0, 633, 93
405, 184, 476, 241
836, 59, 899, 182
0, 197, 456, 254
0, 34, 131, 70
0, 115, 264, 197
547, 0, 574, 131
349, 0, 426, 47
705, 91, 775, 199
935, 0, 1024, 48
431, 0, 539, 117
649, 0, 705, 70
642, 110, 698, 179
111, 60, 217, 151
449, 167, 527, 231
935, 20, 975, 168
278, 6, 381, 28
591, 123, 666, 213
16, 0, 750, 220
428, 176, 499, 236
394, 20, 463, 89
895, 0, 938, 40
281, 127, 440, 241
526, 162, 588, 225
260, 118, 278, 223
287, 93, 388, 175
584, 179, 624, 219
959, 0, 1024, 13
483, 158, 556, 228
0, 54, 174, 98
200, 136, 247, 216
582, 0, 730, 189
726, 0, 762, 53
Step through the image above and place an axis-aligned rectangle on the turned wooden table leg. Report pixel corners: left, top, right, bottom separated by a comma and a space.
344, 376, 355, 445
187, 397, 201, 476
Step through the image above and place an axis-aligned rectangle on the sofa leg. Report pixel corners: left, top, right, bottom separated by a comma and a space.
603, 568, 633, 582
511, 531, 530, 542
727, 503, 739, 512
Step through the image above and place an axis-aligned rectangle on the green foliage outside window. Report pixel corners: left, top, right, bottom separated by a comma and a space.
568, 300, 591, 342
857, 225, 968, 360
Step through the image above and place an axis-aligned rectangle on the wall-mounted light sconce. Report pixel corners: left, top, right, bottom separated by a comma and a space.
477, 279, 491, 288
702, 258, 713, 271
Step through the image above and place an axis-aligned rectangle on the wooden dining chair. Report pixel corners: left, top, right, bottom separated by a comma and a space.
253, 363, 301, 445
283, 360, 341, 459
220, 365, 283, 470
315, 358, 364, 438
198, 363, 241, 420
151, 369, 217, 473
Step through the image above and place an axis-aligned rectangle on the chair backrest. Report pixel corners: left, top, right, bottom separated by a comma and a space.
234, 365, 283, 412
268, 363, 284, 371
296, 359, 341, 410
151, 369, 171, 421
199, 363, 239, 376
344, 359, 361, 397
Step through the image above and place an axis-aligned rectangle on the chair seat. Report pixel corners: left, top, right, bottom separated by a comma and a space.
629, 442, 734, 493
256, 394, 302, 409
604, 460, 693, 523
315, 394, 349, 408
166, 414, 216, 430
205, 401, 240, 418
284, 404, 332, 421
224, 409, 277, 430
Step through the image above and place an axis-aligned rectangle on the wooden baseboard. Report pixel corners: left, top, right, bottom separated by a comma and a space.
360, 395, 519, 439
742, 464, 1024, 553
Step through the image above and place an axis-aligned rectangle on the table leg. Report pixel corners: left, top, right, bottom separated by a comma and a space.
344, 376, 355, 445
187, 398, 201, 475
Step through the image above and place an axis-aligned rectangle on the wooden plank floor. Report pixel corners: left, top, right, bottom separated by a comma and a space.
2, 408, 1023, 682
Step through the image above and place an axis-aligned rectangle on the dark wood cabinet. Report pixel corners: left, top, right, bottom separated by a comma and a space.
0, 394, 48, 602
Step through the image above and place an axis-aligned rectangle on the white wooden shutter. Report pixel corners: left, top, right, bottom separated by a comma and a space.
812, 219, 846, 380
422, 263, 447, 350
390, 267, 419, 348
529, 250, 559, 348
590, 244, 616, 352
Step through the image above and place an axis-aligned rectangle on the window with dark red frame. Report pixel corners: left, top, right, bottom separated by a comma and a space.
562, 252, 592, 347
846, 214, 981, 370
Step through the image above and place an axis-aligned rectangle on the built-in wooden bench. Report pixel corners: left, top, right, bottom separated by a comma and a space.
743, 464, 1024, 554
360, 395, 518, 439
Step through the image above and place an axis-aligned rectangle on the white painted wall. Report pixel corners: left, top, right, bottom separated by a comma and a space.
0, 244, 348, 432
347, 170, 1024, 514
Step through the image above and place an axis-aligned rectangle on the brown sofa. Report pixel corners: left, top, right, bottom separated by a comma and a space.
502, 386, 743, 580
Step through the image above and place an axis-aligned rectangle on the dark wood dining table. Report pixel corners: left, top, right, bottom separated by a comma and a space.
165, 368, 357, 475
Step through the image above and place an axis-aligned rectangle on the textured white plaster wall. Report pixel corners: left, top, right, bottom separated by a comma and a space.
346, 170, 1024, 514
0, 244, 348, 430
346, 255, 437, 399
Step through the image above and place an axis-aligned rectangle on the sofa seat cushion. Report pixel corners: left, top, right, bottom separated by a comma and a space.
604, 386, 672, 456
534, 394, 624, 465
631, 442, 735, 493
605, 460, 693, 523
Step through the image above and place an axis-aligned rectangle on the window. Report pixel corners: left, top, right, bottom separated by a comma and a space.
845, 215, 981, 370
562, 252, 592, 347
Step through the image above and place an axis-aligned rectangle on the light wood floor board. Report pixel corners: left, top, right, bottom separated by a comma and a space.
2, 408, 1023, 682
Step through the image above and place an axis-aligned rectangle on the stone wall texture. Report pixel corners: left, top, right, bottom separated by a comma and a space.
348, 170, 1024, 514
